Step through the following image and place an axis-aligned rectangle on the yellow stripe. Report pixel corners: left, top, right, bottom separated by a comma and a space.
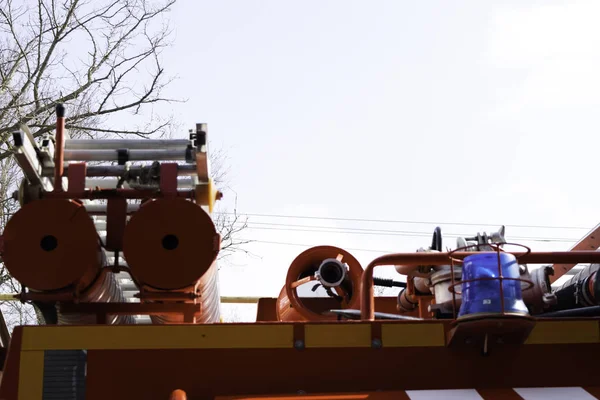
18, 350, 44, 400
22, 325, 293, 350
383, 323, 445, 347
305, 324, 371, 348
525, 321, 599, 344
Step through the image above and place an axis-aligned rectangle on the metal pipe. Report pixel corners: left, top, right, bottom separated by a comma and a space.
361, 251, 600, 320
43, 188, 195, 201
59, 164, 198, 178
45, 164, 198, 178
85, 203, 140, 215
93, 216, 131, 223
54, 104, 65, 191
0, 293, 261, 304
85, 177, 194, 190
395, 264, 430, 278
65, 139, 190, 150
64, 149, 187, 162
220, 297, 260, 304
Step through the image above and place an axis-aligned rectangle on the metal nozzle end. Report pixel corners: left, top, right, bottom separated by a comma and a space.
56, 104, 65, 118
316, 258, 347, 287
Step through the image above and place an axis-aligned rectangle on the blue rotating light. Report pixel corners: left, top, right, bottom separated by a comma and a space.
458, 252, 529, 319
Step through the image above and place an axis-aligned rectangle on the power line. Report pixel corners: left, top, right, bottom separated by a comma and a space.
243, 225, 576, 243
242, 221, 579, 243
215, 211, 591, 231
241, 239, 396, 254
232, 220, 579, 243
220, 211, 591, 230
242, 236, 574, 255
214, 211, 592, 230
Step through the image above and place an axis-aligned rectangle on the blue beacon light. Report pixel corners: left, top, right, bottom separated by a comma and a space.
458, 252, 529, 319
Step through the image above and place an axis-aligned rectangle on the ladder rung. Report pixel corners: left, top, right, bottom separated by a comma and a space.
65, 139, 190, 150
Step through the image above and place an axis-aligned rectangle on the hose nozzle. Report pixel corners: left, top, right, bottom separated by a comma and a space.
315, 258, 347, 287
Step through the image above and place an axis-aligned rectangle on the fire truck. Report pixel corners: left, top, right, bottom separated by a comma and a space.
0, 105, 598, 399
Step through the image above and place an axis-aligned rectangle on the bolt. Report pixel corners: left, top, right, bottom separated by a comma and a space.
371, 338, 382, 349
465, 338, 472, 345
294, 340, 305, 350
497, 338, 504, 344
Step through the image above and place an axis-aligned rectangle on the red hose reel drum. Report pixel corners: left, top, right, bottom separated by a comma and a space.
122, 198, 221, 324
2, 199, 102, 292
123, 198, 220, 291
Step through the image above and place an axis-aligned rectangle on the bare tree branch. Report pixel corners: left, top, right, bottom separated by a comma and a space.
208, 147, 253, 263
215, 202, 252, 262
0, 0, 178, 146
0, 0, 208, 329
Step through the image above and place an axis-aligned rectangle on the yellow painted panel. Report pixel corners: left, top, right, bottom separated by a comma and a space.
18, 350, 44, 400
22, 325, 293, 350
525, 321, 599, 344
305, 324, 371, 348
382, 323, 445, 347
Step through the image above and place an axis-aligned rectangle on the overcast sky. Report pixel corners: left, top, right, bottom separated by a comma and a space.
160, 1, 600, 321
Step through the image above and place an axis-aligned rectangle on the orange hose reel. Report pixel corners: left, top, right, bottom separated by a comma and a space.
122, 198, 221, 324
2, 199, 102, 292
1, 199, 134, 324
276, 246, 363, 321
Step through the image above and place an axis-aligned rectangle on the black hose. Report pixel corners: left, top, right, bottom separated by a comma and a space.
326, 309, 423, 321
431, 227, 442, 252
373, 277, 406, 288
549, 264, 599, 311
539, 305, 600, 318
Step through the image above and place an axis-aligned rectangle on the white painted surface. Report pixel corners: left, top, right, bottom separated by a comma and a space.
515, 387, 596, 400
407, 389, 483, 400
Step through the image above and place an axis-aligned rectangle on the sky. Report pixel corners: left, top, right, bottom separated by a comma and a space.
157, 1, 600, 321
